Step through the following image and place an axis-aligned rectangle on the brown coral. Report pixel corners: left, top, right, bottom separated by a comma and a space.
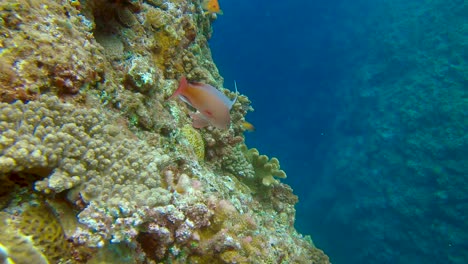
0, 0, 108, 102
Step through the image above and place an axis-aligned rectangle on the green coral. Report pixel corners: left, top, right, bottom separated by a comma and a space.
220, 144, 287, 186
241, 145, 287, 186
222, 144, 255, 178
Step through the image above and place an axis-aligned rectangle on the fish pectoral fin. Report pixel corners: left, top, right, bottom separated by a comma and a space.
190, 112, 210, 128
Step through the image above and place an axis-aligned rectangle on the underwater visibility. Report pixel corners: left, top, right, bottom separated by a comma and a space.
211, 0, 467, 264
0, 0, 466, 264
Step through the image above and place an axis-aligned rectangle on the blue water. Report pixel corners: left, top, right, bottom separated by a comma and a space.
211, 0, 349, 198
211, 1, 467, 263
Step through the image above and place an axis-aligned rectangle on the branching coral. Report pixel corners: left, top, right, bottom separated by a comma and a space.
241, 145, 287, 186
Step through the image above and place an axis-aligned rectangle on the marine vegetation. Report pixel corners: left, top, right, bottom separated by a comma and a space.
0, 0, 329, 263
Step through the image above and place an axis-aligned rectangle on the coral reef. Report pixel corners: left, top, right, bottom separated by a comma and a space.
0, 0, 107, 102
180, 124, 205, 161
242, 146, 287, 186
0, 0, 329, 263
0, 94, 327, 263
0, 203, 69, 264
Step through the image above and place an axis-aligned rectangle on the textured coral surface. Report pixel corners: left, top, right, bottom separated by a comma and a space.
0, 0, 328, 263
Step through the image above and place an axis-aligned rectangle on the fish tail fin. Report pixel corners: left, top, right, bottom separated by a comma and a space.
168, 76, 188, 100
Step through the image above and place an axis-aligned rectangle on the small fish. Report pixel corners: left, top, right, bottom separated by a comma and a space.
202, 0, 223, 15
242, 121, 255, 132
169, 76, 237, 130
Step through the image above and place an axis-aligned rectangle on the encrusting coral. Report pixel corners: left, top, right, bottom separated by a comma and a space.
0, 96, 173, 247
0, 203, 70, 264
0, 0, 107, 102
180, 124, 205, 161
0, 0, 330, 263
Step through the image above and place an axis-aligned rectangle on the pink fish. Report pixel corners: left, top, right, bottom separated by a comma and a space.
169, 76, 238, 129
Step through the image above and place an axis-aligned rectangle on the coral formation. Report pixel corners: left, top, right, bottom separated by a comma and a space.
0, 203, 69, 264
243, 146, 287, 186
0, 0, 329, 263
0, 0, 107, 102
0, 96, 327, 262
180, 124, 205, 161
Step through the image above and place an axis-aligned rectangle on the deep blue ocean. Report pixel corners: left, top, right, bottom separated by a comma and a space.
211, 1, 467, 263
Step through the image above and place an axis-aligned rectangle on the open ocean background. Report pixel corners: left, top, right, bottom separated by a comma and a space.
211, 1, 467, 264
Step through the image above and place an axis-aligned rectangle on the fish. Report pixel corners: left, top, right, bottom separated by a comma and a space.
202, 0, 223, 15
169, 76, 237, 130
241, 121, 255, 132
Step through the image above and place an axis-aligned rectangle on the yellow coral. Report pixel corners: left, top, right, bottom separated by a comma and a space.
0, 204, 69, 264
181, 124, 205, 161
242, 146, 287, 186
17, 205, 70, 262
220, 250, 249, 263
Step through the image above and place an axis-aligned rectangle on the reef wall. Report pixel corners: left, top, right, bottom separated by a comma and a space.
0, 0, 329, 263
